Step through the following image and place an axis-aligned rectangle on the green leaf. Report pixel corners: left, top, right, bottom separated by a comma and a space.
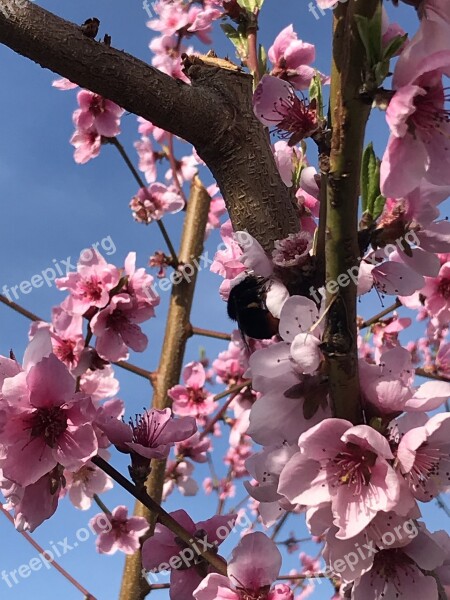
361, 143, 381, 216
309, 72, 324, 119
258, 44, 268, 77
220, 23, 248, 59
355, 3, 383, 67
382, 34, 408, 61
237, 0, 264, 12
372, 194, 386, 221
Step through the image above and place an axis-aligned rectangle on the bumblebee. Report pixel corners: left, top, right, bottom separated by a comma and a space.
227, 274, 279, 340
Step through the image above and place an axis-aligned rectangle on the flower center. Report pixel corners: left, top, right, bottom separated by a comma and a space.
411, 85, 450, 142
26, 407, 68, 448
438, 277, 450, 300
407, 443, 448, 496
80, 277, 103, 301
330, 443, 377, 495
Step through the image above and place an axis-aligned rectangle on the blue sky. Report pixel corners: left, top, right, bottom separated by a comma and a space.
0, 1, 448, 599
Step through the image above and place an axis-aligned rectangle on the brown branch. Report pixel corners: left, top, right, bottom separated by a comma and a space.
189, 325, 232, 341
0, 294, 156, 383
91, 456, 227, 575
358, 298, 402, 329
322, 0, 379, 424
415, 368, 450, 383
0, 0, 299, 251
119, 177, 211, 600
0, 505, 97, 599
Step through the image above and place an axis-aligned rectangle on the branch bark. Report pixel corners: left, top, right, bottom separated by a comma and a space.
0, 0, 299, 250
119, 177, 211, 600
323, 0, 379, 424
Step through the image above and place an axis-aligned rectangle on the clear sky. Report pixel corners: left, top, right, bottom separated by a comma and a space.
0, 2, 447, 599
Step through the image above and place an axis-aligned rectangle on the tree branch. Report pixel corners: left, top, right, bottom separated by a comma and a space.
119, 177, 211, 600
0, 0, 299, 250
323, 0, 379, 424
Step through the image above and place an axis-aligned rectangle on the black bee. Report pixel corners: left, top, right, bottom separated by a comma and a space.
81, 17, 100, 39
227, 274, 279, 340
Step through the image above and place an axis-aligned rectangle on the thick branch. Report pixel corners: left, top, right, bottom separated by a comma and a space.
0, 1, 299, 250
119, 177, 211, 600
323, 0, 379, 423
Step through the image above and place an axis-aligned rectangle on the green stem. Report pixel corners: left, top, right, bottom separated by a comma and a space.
323, 0, 380, 424
93, 493, 113, 516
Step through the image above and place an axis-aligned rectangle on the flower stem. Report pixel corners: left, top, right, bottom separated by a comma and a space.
91, 456, 227, 575
108, 137, 179, 268
93, 493, 113, 516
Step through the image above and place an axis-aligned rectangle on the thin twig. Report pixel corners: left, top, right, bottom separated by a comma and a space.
190, 326, 232, 341
358, 298, 402, 329
0, 504, 97, 599
91, 456, 227, 575
109, 137, 179, 268
0, 294, 156, 384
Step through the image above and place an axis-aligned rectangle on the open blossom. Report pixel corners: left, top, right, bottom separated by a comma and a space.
135, 136, 157, 184
70, 127, 102, 164
351, 526, 445, 599
168, 362, 216, 418
0, 352, 98, 487
397, 412, 450, 501
56, 249, 120, 316
64, 462, 113, 510
253, 75, 319, 145
278, 419, 405, 539
1, 467, 63, 532
381, 54, 450, 197
74, 90, 124, 137
130, 183, 184, 224
90, 505, 149, 555
194, 532, 293, 600
163, 459, 198, 500
99, 407, 196, 460
269, 25, 329, 90
143, 509, 235, 600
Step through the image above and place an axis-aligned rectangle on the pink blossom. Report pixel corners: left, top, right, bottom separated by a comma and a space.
130, 183, 184, 224
0, 353, 98, 487
1, 467, 63, 532
397, 412, 450, 501
90, 505, 149, 555
79, 364, 120, 403
269, 25, 328, 90
205, 183, 227, 237
64, 462, 113, 510
99, 407, 196, 460
168, 362, 216, 418
193, 532, 287, 600
135, 136, 157, 184
143, 509, 235, 600
351, 527, 444, 599
272, 232, 312, 269
253, 75, 319, 145
210, 220, 246, 282
165, 152, 198, 184
75, 90, 124, 137
175, 431, 211, 463
70, 127, 102, 164
163, 459, 199, 500
278, 419, 403, 539
91, 294, 148, 362
56, 249, 120, 316
381, 56, 450, 197
52, 77, 78, 90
